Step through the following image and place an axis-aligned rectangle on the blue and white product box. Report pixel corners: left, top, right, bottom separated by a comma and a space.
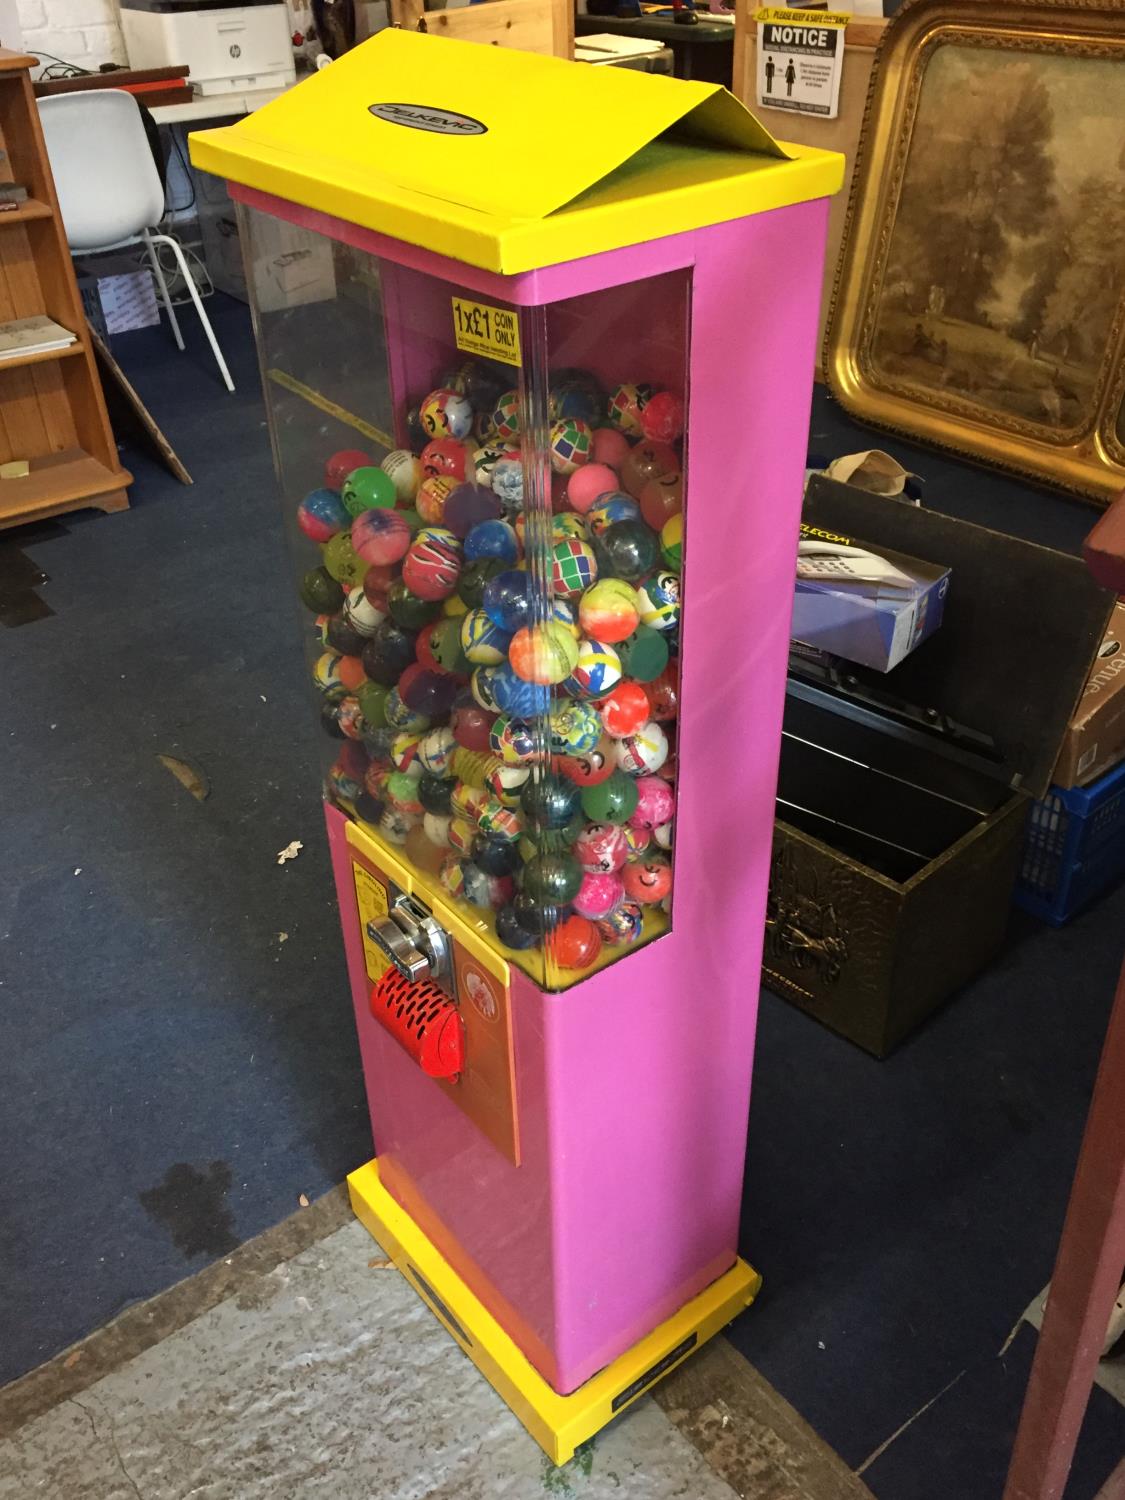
791, 523, 951, 673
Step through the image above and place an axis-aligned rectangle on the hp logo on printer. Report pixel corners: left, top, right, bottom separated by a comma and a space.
229, 43, 241, 57
369, 102, 487, 136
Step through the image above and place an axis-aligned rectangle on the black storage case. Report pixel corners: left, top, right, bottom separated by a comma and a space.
764, 476, 1115, 1055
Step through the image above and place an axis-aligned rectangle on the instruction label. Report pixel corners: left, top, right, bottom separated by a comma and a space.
451, 297, 521, 366
353, 863, 392, 983
754, 8, 847, 119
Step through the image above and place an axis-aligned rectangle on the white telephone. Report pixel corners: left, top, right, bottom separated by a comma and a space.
796, 540, 917, 591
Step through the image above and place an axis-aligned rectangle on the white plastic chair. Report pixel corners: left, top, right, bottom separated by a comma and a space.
38, 89, 234, 392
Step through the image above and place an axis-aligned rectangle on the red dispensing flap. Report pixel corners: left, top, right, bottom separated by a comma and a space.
370, 969, 465, 1079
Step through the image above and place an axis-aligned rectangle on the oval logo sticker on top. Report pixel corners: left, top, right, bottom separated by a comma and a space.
369, 102, 487, 136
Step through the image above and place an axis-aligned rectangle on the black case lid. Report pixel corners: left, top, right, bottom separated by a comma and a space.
801, 476, 1115, 800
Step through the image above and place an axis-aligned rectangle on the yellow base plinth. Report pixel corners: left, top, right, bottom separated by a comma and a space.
347, 1159, 761, 1466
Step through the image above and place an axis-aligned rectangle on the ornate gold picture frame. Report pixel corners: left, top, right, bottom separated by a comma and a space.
824, 0, 1125, 504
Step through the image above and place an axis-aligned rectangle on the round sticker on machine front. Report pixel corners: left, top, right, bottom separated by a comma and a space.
460, 962, 499, 1023
369, 102, 487, 136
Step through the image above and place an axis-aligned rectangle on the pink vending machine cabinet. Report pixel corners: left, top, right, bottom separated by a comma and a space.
191, 30, 841, 1463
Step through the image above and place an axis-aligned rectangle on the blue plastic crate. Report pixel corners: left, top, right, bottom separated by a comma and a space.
1015, 758, 1125, 925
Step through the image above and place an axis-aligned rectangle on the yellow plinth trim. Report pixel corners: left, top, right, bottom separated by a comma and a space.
347, 1159, 761, 1465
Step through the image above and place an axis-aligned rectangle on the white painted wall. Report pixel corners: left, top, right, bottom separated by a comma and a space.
17, 0, 126, 75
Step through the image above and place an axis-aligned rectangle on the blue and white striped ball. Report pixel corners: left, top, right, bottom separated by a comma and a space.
418, 726, 457, 776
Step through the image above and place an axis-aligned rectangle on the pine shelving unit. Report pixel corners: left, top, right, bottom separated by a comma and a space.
0, 48, 131, 529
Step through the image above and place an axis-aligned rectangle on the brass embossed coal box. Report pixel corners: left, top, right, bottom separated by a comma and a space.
765, 476, 1114, 1055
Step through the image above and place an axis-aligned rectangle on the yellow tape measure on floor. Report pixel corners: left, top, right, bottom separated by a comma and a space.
267, 369, 395, 450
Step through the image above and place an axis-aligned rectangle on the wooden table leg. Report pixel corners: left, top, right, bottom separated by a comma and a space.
1003, 951, 1125, 1500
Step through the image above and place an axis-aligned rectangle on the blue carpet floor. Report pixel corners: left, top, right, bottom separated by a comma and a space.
2, 298, 1123, 1496
1, 299, 373, 1382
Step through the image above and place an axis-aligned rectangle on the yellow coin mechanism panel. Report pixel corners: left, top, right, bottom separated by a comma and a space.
354, 862, 392, 983
348, 820, 520, 1166
348, 1159, 762, 1466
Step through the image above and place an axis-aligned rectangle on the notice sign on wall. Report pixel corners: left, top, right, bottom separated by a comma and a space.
754, 8, 848, 119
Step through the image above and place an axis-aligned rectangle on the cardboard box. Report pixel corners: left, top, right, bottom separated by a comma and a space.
197, 166, 248, 302
1053, 601, 1125, 789
792, 522, 950, 672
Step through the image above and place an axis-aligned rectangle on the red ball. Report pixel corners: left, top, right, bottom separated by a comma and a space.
338, 655, 366, 693
338, 739, 368, 779
550, 472, 570, 513
397, 662, 425, 701
600, 681, 651, 739
325, 449, 373, 490
621, 440, 680, 501
622, 856, 672, 905
363, 563, 397, 610
645, 664, 679, 722
415, 630, 439, 671
364, 760, 391, 797
548, 914, 602, 971
641, 392, 685, 444
420, 438, 470, 482
554, 734, 617, 786
451, 703, 495, 752
639, 473, 683, 532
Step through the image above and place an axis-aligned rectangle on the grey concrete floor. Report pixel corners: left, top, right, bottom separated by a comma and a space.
0, 1219, 736, 1500
0, 1193, 872, 1500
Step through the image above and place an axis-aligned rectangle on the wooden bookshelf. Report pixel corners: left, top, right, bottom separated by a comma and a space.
0, 340, 84, 371
0, 48, 131, 529
0, 198, 52, 224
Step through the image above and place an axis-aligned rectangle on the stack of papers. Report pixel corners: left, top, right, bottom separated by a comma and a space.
0, 315, 76, 360
576, 33, 667, 59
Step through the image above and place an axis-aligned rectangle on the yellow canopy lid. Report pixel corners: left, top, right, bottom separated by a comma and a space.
189, 29, 843, 275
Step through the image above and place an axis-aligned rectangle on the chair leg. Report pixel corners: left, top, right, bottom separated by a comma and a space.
143, 230, 184, 351
147, 231, 235, 393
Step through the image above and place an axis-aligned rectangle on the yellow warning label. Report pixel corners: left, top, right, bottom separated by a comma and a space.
754, 7, 849, 24
451, 297, 521, 366
353, 863, 392, 983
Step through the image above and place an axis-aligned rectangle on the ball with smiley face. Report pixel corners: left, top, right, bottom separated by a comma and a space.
420, 388, 474, 441
621, 440, 681, 502
574, 820, 629, 874
622, 854, 672, 905
554, 733, 617, 787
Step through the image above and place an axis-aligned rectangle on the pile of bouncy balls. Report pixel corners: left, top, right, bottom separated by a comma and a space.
298, 356, 683, 980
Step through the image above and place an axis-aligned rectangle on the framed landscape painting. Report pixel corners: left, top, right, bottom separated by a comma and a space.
825, 0, 1125, 503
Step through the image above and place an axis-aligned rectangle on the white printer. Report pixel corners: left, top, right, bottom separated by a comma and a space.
120, 0, 297, 96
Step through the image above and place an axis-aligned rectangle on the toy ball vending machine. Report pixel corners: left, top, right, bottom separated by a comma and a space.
191, 32, 840, 1464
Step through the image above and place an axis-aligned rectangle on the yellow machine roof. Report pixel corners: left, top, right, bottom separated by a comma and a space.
189, 29, 842, 275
